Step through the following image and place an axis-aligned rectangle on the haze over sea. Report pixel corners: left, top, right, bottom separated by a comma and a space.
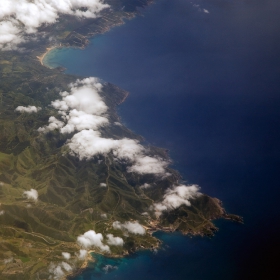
44, 0, 280, 279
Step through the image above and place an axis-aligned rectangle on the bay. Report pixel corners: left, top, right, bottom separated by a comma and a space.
45, 0, 280, 279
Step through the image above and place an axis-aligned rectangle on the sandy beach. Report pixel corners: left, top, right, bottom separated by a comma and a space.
37, 46, 57, 67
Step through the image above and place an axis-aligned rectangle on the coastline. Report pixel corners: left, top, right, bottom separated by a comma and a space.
29, 1, 245, 280
36, 46, 59, 67
63, 208, 242, 280
40, 37, 243, 280
17, 0, 278, 280
36, 1, 156, 70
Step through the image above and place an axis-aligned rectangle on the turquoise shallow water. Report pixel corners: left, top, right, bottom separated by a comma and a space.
70, 226, 241, 280
46, 0, 280, 279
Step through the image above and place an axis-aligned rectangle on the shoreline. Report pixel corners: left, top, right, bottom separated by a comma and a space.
36, 1, 156, 70
64, 208, 243, 280
36, 46, 59, 67
31, 1, 244, 279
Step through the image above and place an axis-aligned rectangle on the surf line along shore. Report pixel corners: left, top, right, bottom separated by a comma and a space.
37, 45, 60, 67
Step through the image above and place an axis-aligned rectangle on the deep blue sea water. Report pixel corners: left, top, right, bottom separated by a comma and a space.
45, 0, 280, 279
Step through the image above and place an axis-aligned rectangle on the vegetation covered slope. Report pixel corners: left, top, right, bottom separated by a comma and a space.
0, 1, 241, 279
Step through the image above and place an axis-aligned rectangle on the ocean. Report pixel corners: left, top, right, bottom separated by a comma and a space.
44, 0, 280, 279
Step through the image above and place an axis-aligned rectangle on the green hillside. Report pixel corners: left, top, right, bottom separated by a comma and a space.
0, 1, 242, 279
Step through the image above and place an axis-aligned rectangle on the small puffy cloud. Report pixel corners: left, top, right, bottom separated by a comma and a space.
62, 252, 71, 260
0, 21, 23, 51
61, 262, 72, 272
3, 258, 13, 264
106, 234, 124, 247
139, 183, 151, 189
100, 183, 107, 187
23, 189, 38, 201
0, 0, 109, 50
67, 129, 168, 175
128, 156, 168, 175
15, 105, 41, 113
38, 78, 108, 134
38, 116, 64, 132
49, 263, 65, 280
60, 110, 109, 134
112, 221, 122, 230
50, 78, 102, 112
76, 249, 87, 260
49, 261, 73, 280
103, 264, 118, 273
67, 129, 141, 160
55, 78, 106, 115
142, 212, 149, 216
113, 221, 146, 235
153, 184, 201, 217
192, 4, 209, 14
77, 230, 110, 252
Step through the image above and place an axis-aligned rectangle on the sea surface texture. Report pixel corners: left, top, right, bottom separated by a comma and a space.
45, 0, 280, 279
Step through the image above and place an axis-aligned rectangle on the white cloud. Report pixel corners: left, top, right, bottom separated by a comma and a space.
113, 221, 146, 235
61, 262, 72, 272
77, 230, 110, 252
62, 252, 71, 260
76, 249, 87, 260
3, 258, 13, 264
15, 105, 41, 113
67, 129, 168, 175
38, 77, 108, 134
0, 0, 109, 50
60, 110, 108, 134
0, 20, 23, 51
52, 78, 106, 115
23, 189, 38, 201
100, 183, 107, 187
106, 234, 124, 246
128, 156, 168, 175
101, 213, 107, 218
48, 261, 73, 280
48, 263, 65, 280
192, 3, 209, 14
153, 184, 201, 217
0, 210, 4, 216
38, 116, 64, 132
103, 264, 118, 273
37, 77, 169, 176
139, 183, 151, 189
67, 129, 117, 158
